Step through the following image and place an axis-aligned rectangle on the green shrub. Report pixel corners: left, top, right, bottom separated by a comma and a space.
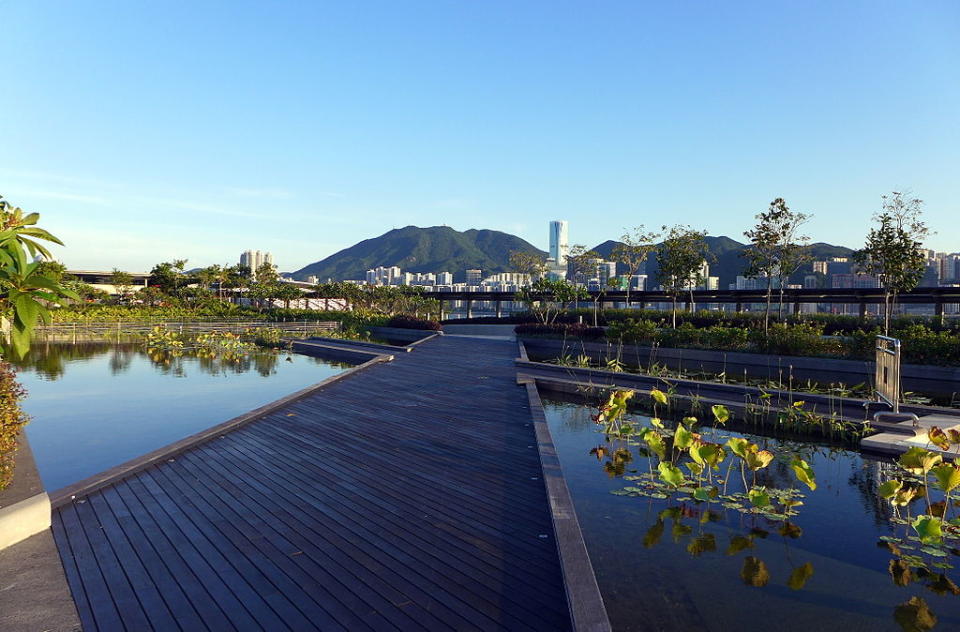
0, 362, 29, 491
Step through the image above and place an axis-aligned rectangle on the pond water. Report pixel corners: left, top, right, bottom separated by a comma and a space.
10, 342, 351, 491
542, 392, 960, 632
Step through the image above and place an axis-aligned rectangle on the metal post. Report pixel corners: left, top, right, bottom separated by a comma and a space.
466, 299, 473, 319
495, 300, 502, 319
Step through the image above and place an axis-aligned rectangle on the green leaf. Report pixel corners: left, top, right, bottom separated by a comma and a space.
899, 447, 942, 475
650, 389, 668, 405
692, 486, 718, 502
787, 562, 814, 590
879, 479, 904, 499
711, 404, 730, 424
748, 487, 771, 509
744, 449, 775, 472
13, 293, 41, 330
790, 457, 817, 491
644, 431, 666, 460
912, 515, 944, 546
726, 437, 751, 460
674, 424, 695, 450
930, 464, 960, 493
658, 462, 686, 488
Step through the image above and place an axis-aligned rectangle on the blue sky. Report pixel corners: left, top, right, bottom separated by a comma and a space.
2, 1, 958, 272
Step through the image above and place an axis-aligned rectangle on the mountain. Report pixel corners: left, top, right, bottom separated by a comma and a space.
591, 237, 855, 290
291, 225, 546, 282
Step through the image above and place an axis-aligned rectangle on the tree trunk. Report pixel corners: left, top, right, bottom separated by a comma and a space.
764, 277, 773, 333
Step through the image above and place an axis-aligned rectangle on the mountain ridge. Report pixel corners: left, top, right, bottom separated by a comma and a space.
291, 225, 855, 287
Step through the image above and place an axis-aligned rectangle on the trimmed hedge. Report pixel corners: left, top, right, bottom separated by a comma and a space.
518, 317, 960, 366
386, 315, 443, 331
515, 323, 606, 340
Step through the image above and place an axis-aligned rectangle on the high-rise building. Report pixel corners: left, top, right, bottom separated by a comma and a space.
240, 250, 275, 279
549, 220, 569, 266
437, 271, 453, 286
465, 269, 483, 286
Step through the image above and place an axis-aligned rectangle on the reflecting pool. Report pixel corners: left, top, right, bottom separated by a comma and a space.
10, 342, 350, 490
542, 391, 960, 631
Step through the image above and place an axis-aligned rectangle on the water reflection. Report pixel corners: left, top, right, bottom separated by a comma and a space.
4, 341, 335, 380
543, 396, 960, 631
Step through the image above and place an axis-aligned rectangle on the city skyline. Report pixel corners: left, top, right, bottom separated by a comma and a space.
2, 2, 958, 270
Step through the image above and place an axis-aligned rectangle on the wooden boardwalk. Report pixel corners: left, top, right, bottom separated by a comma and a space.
51, 336, 572, 631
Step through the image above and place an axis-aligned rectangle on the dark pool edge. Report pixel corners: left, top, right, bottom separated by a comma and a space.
293, 330, 442, 354
519, 371, 612, 632
49, 347, 393, 508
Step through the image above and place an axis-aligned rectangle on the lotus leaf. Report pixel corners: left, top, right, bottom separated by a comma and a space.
899, 447, 942, 475
748, 487, 771, 508
658, 462, 686, 488
930, 464, 960, 493
790, 457, 817, 491
711, 404, 730, 424
673, 424, 695, 450
879, 479, 903, 499
744, 449, 775, 472
928, 426, 951, 451
913, 515, 944, 546
650, 389, 668, 405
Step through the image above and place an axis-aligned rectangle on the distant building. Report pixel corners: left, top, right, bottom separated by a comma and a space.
437, 271, 453, 285
240, 250, 275, 278
465, 269, 483, 286
549, 220, 569, 266
68, 270, 150, 296
366, 266, 402, 285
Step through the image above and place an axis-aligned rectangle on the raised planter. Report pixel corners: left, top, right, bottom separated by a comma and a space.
519, 336, 960, 399
0, 434, 50, 551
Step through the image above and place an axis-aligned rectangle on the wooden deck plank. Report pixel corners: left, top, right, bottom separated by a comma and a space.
171, 449, 476, 632
52, 336, 573, 631
233, 418, 567, 584
183, 440, 558, 630
221, 428, 565, 593
98, 485, 238, 632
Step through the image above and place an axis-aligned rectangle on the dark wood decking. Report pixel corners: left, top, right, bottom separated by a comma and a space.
52, 336, 572, 631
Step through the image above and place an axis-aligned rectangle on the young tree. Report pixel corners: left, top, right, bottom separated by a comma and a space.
611, 225, 659, 306
853, 192, 931, 335
148, 259, 188, 295
516, 278, 588, 324
110, 268, 135, 304
508, 250, 547, 282
742, 198, 811, 331
566, 245, 604, 322
656, 225, 710, 328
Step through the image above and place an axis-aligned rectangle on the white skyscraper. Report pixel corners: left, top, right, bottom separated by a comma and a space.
549, 220, 569, 266
240, 250, 275, 279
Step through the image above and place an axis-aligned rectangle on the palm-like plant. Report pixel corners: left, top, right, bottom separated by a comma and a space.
0, 196, 79, 356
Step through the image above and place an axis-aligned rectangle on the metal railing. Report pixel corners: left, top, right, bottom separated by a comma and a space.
875, 335, 901, 412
